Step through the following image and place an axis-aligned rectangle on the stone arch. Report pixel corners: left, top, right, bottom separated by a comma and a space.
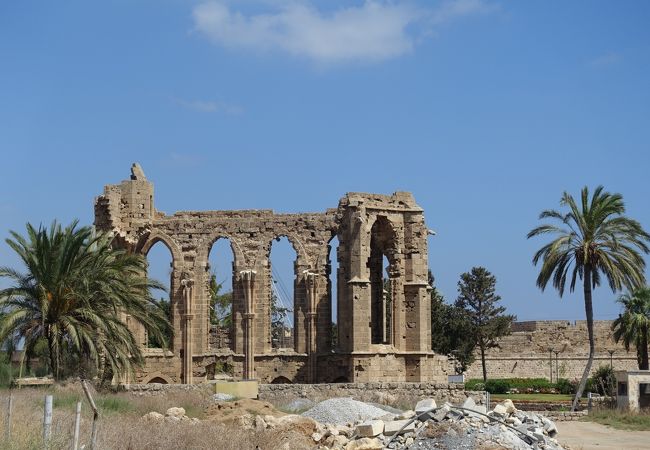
196, 231, 246, 268
136, 230, 183, 265
315, 229, 339, 271
143, 373, 173, 384
258, 233, 310, 269
368, 215, 400, 275
270, 376, 292, 384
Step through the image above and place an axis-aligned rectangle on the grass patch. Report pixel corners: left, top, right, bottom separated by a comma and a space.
585, 409, 650, 431
491, 393, 572, 402
96, 396, 135, 414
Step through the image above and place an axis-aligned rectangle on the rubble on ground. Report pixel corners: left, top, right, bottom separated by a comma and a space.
301, 397, 393, 426
140, 407, 200, 424
149, 395, 566, 449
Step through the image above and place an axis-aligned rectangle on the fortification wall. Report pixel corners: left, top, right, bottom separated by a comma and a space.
462, 320, 638, 380
258, 382, 484, 407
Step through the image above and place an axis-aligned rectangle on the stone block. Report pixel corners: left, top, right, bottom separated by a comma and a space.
383, 419, 416, 436
355, 420, 384, 437
414, 398, 437, 416
492, 404, 507, 416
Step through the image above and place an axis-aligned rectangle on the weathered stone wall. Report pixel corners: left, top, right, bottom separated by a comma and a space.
96, 165, 439, 384
463, 320, 638, 380
258, 382, 485, 408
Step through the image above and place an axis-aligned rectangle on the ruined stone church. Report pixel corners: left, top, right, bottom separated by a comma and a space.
95, 164, 447, 384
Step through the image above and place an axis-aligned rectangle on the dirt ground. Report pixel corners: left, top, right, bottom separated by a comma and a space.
558, 421, 650, 450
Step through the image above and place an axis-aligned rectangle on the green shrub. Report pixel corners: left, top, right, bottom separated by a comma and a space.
589, 365, 615, 396
485, 379, 511, 394
0, 354, 13, 387
465, 379, 486, 391
466, 377, 557, 393
556, 378, 575, 395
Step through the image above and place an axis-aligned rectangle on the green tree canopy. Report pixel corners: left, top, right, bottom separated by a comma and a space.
455, 267, 515, 381
528, 186, 650, 410
429, 271, 475, 373
612, 286, 650, 370
0, 221, 171, 381
209, 273, 233, 327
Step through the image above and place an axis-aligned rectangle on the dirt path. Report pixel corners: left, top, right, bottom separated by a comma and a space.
558, 421, 650, 450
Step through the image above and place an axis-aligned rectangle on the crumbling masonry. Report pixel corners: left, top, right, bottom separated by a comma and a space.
94, 165, 447, 384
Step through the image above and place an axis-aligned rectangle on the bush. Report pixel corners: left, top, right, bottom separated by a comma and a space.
465, 379, 486, 391
555, 378, 575, 395
485, 379, 511, 394
589, 365, 615, 396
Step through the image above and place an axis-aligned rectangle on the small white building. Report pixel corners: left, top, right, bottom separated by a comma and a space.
614, 370, 650, 412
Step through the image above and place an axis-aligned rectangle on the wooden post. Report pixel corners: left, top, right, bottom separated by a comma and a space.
81, 380, 99, 450
72, 401, 82, 450
5, 392, 12, 442
43, 394, 53, 448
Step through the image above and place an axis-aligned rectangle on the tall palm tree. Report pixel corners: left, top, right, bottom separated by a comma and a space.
612, 286, 650, 370
0, 221, 171, 381
527, 186, 650, 411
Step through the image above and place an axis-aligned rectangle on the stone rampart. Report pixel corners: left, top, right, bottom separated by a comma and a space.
463, 320, 638, 380
258, 382, 485, 407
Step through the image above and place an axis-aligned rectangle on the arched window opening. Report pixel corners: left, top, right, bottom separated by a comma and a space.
146, 241, 173, 349
208, 238, 235, 352
327, 235, 340, 350
271, 376, 292, 384
269, 236, 297, 351
369, 217, 395, 346
147, 377, 168, 384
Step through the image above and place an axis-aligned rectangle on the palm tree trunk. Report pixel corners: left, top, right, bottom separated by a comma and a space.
641, 324, 649, 370
480, 343, 487, 382
572, 265, 595, 411
47, 330, 59, 380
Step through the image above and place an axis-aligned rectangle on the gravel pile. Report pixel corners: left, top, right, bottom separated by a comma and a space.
301, 397, 391, 425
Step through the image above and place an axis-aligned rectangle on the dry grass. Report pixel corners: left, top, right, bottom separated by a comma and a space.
583, 408, 650, 431
0, 386, 312, 450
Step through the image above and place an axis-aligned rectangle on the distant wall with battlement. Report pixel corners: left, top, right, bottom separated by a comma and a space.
462, 320, 638, 380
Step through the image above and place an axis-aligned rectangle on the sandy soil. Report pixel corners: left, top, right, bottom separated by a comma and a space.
558, 421, 650, 450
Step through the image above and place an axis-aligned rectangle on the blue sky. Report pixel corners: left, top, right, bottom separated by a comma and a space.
1, 0, 649, 322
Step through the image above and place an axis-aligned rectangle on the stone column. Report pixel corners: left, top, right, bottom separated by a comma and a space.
181, 273, 194, 384
241, 270, 257, 380
304, 271, 318, 383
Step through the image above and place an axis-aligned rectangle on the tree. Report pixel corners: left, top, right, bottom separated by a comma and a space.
612, 286, 650, 370
0, 221, 171, 381
429, 271, 476, 373
528, 186, 650, 410
455, 267, 515, 381
209, 273, 233, 327
148, 297, 173, 348
270, 288, 290, 347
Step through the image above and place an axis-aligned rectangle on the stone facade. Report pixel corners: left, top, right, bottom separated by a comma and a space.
463, 320, 638, 380
95, 164, 444, 384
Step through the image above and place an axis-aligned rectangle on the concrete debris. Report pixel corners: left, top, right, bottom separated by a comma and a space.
291, 396, 564, 450
384, 419, 416, 436
212, 393, 235, 402
355, 420, 384, 437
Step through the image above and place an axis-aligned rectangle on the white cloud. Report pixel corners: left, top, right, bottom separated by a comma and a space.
430, 0, 495, 25
192, 0, 492, 64
173, 97, 244, 115
589, 52, 622, 68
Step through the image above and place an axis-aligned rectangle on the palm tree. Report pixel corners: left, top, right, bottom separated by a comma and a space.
612, 286, 650, 370
527, 186, 650, 411
0, 221, 171, 381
